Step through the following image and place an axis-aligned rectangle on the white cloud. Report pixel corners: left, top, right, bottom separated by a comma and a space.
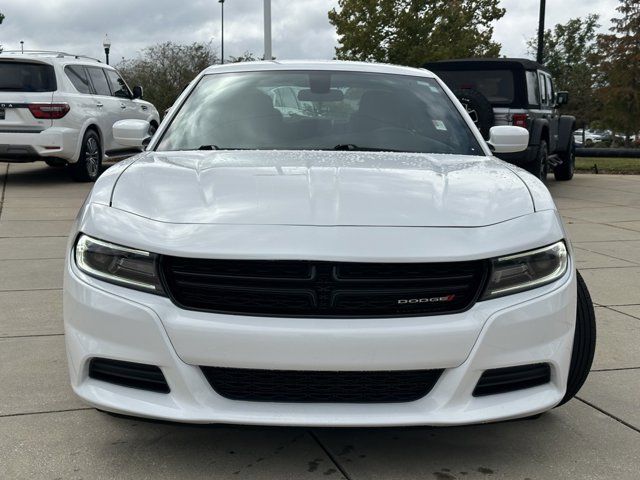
0, 0, 619, 64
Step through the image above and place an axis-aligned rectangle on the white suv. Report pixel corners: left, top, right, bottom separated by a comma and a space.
0, 51, 159, 181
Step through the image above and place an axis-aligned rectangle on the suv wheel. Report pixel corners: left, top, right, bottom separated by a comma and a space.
528, 139, 548, 181
554, 136, 576, 181
557, 271, 596, 406
453, 89, 494, 139
70, 130, 102, 182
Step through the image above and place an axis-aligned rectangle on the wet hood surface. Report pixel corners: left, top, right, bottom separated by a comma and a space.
110, 150, 534, 227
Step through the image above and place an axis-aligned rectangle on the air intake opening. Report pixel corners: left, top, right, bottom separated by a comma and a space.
473, 363, 551, 397
201, 367, 444, 403
88, 358, 170, 394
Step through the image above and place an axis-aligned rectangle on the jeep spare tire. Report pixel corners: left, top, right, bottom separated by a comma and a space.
453, 89, 494, 140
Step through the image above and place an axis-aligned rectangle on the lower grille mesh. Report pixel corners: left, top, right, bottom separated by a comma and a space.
89, 358, 170, 393
473, 363, 551, 397
201, 367, 444, 403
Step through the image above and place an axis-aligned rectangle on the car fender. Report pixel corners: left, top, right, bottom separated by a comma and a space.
528, 118, 549, 147
556, 115, 576, 153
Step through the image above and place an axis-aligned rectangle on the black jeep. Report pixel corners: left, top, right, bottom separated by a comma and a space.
425, 58, 576, 181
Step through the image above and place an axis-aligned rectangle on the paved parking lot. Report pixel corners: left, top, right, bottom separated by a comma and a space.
1, 162, 639, 479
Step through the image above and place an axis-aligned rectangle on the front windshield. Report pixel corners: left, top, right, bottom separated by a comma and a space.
156, 70, 483, 156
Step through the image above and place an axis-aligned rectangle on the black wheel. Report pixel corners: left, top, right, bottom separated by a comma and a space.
554, 135, 576, 181
527, 139, 548, 181
70, 130, 102, 182
557, 271, 597, 407
45, 158, 66, 168
453, 89, 494, 139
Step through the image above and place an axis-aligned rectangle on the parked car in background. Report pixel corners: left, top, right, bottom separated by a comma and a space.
426, 58, 576, 181
0, 51, 159, 181
573, 129, 604, 147
65, 61, 595, 426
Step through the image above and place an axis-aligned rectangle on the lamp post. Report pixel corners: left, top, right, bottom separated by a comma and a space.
103, 34, 111, 65
264, 0, 272, 61
20, 41, 24, 54
536, 0, 546, 64
219, 0, 225, 64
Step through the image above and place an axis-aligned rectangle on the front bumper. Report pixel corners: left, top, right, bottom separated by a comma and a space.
64, 254, 576, 426
0, 127, 79, 162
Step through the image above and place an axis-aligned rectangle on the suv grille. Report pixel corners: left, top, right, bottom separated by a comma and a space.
201, 367, 444, 403
160, 258, 487, 318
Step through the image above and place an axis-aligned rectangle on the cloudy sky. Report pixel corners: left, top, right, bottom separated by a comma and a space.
0, 0, 620, 64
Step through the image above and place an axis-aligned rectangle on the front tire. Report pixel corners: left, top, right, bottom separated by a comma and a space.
554, 136, 576, 181
558, 271, 596, 406
70, 130, 102, 182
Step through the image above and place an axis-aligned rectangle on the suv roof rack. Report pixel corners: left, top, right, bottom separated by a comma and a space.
0, 50, 102, 63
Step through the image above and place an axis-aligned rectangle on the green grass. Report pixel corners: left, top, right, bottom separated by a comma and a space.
576, 157, 640, 174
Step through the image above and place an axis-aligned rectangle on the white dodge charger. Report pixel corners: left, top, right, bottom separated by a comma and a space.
64, 61, 596, 426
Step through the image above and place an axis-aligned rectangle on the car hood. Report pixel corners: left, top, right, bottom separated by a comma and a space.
110, 151, 534, 227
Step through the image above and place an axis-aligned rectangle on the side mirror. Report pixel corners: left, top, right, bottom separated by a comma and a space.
132, 85, 144, 99
487, 126, 529, 154
113, 119, 151, 148
556, 91, 569, 106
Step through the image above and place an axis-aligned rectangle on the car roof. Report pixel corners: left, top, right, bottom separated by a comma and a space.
201, 60, 436, 78
0, 51, 108, 68
424, 57, 548, 73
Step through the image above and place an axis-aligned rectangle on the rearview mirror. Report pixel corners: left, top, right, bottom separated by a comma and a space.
556, 91, 569, 106
132, 85, 144, 99
298, 89, 344, 102
487, 126, 529, 154
113, 119, 152, 148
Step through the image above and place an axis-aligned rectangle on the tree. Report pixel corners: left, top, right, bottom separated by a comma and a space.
117, 42, 219, 115
328, 0, 505, 67
526, 15, 601, 128
228, 51, 259, 63
595, 0, 640, 138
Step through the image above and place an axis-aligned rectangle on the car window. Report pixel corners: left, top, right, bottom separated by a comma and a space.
104, 69, 132, 99
65, 65, 92, 94
0, 61, 57, 92
545, 75, 554, 105
86, 67, 111, 96
157, 71, 483, 156
433, 70, 515, 105
538, 73, 548, 106
525, 71, 539, 107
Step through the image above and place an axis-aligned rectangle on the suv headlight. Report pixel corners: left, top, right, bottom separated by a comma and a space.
482, 241, 569, 299
74, 234, 165, 294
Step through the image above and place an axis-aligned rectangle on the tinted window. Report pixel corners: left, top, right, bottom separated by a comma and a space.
87, 67, 111, 96
104, 69, 131, 99
526, 71, 540, 107
65, 65, 92, 94
435, 70, 514, 104
538, 73, 548, 105
545, 75, 554, 105
157, 71, 483, 156
0, 61, 56, 92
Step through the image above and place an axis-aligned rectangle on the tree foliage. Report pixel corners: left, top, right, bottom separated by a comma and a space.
595, 0, 640, 136
328, 0, 505, 67
117, 42, 218, 115
527, 15, 601, 127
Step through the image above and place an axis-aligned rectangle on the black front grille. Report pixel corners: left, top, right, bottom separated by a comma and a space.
160, 257, 487, 317
473, 363, 551, 397
201, 367, 444, 403
88, 358, 170, 393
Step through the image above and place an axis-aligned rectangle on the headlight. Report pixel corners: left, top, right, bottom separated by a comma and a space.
482, 241, 569, 299
74, 234, 165, 294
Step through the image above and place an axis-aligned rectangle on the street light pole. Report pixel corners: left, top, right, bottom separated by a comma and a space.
219, 0, 225, 64
103, 34, 111, 65
264, 0, 272, 61
536, 0, 546, 64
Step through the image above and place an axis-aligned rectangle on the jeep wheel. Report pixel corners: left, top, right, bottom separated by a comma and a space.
453, 89, 494, 139
557, 271, 596, 407
554, 135, 576, 181
70, 130, 102, 182
527, 139, 548, 181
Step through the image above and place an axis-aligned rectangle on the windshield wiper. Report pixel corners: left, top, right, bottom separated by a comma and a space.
332, 144, 404, 152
